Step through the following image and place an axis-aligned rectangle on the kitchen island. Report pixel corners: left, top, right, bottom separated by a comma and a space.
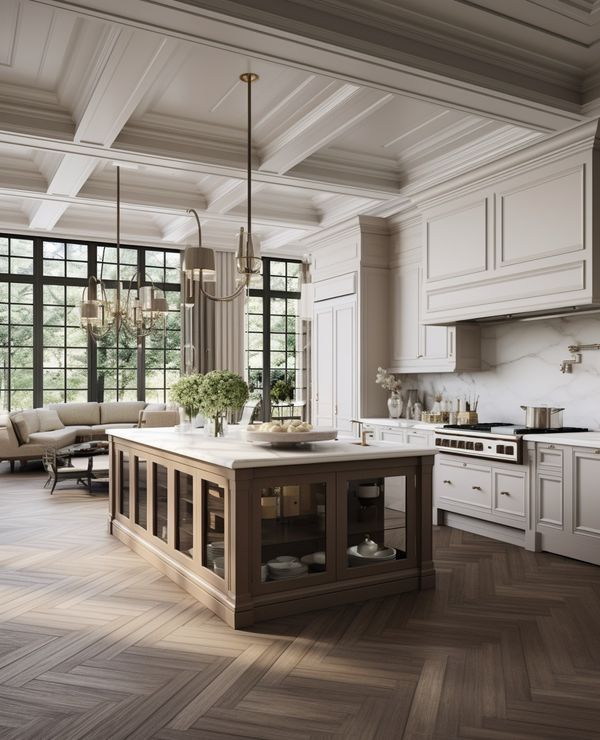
108, 428, 436, 627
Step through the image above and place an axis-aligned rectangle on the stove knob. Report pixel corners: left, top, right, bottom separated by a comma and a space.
505, 446, 514, 455
466, 441, 474, 450
474, 442, 484, 451
457, 440, 465, 448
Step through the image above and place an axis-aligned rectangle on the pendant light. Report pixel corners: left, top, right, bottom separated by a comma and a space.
184, 72, 262, 303
80, 165, 169, 339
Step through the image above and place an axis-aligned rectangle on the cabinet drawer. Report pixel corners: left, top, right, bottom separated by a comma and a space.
380, 430, 406, 444
436, 459, 491, 510
492, 469, 526, 519
406, 431, 432, 447
536, 444, 563, 470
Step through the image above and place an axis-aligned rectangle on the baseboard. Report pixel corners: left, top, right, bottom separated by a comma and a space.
443, 511, 526, 547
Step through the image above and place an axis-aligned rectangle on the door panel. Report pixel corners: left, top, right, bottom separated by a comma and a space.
334, 300, 356, 432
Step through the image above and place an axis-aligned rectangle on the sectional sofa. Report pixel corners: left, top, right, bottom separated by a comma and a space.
0, 401, 178, 471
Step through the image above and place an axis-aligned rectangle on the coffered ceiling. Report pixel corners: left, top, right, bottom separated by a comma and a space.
0, 0, 594, 255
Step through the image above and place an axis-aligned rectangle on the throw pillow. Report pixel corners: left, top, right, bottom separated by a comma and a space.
11, 413, 30, 445
37, 409, 65, 432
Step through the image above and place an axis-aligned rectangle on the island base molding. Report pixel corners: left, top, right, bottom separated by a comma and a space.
108, 435, 436, 628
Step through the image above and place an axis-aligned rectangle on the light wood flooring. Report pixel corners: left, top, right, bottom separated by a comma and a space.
1, 460, 600, 739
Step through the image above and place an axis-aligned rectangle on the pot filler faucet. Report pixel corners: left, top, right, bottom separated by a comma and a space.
560, 343, 600, 373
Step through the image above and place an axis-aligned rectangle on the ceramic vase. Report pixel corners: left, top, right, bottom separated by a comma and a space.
387, 393, 402, 419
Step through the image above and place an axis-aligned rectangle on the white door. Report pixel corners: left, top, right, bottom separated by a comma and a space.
313, 303, 334, 427
334, 299, 356, 433
390, 263, 420, 367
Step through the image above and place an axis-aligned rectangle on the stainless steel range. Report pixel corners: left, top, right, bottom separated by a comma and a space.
434, 423, 588, 463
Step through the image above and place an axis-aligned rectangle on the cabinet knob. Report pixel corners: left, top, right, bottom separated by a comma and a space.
500, 491, 510, 496
416, 354, 423, 359
548, 444, 555, 449
443, 479, 452, 484
472, 485, 482, 491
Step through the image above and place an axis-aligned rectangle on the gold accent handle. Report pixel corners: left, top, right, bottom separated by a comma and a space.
443, 479, 452, 484
472, 485, 482, 491
500, 491, 510, 496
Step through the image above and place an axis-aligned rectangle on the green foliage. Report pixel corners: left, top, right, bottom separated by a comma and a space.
170, 373, 204, 419
270, 378, 294, 403
198, 370, 249, 418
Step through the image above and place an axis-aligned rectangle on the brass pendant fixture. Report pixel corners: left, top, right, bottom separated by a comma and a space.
183, 72, 262, 304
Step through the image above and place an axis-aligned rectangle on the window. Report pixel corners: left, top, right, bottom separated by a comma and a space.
0, 235, 181, 411
246, 258, 303, 420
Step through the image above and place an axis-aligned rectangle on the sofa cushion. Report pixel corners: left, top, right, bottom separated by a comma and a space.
28, 428, 79, 449
100, 401, 146, 424
10, 410, 40, 444
49, 402, 100, 426
144, 403, 166, 412
37, 409, 65, 432
91, 422, 138, 433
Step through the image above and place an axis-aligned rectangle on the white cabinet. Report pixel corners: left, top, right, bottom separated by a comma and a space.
389, 261, 481, 374
434, 454, 527, 527
421, 124, 599, 324
534, 443, 600, 566
313, 296, 357, 432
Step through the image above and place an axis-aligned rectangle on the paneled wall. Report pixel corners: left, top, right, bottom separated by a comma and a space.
410, 313, 600, 430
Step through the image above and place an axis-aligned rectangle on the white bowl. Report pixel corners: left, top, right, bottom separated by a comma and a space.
347, 545, 396, 566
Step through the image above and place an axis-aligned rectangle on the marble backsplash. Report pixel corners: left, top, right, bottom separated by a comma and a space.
405, 314, 600, 430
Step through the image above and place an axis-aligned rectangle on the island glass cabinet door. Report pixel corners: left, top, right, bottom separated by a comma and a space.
336, 465, 418, 579
250, 472, 336, 593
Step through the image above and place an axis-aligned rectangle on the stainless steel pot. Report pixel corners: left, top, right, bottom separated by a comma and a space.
520, 405, 564, 429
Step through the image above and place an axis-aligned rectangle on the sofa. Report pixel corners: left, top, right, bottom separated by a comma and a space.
0, 402, 178, 471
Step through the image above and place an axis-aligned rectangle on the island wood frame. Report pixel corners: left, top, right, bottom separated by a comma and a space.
109, 437, 435, 628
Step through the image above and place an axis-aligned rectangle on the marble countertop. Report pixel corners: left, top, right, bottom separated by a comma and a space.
523, 432, 600, 448
108, 428, 436, 469
360, 418, 442, 430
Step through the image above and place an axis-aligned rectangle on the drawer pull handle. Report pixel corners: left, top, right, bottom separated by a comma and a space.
595, 450, 600, 455
443, 479, 452, 484
472, 485, 482, 491
500, 491, 510, 496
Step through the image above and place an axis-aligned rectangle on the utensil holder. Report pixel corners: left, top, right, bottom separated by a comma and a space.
457, 411, 478, 425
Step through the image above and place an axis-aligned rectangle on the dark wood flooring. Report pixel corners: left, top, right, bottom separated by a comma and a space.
1, 461, 599, 739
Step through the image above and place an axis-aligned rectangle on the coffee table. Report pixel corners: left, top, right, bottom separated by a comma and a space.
50, 441, 110, 493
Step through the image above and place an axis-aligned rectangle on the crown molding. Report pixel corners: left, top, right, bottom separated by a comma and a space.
409, 116, 600, 209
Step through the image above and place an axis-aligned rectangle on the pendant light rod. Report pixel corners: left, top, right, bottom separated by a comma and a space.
116, 164, 121, 303
184, 72, 261, 304
240, 72, 257, 235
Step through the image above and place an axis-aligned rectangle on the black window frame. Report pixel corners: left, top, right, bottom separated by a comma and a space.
247, 256, 302, 421
0, 233, 181, 410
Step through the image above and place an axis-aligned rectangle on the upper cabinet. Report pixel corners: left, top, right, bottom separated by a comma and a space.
420, 120, 600, 324
388, 215, 481, 374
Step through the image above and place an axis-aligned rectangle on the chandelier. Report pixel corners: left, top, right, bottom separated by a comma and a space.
80, 165, 169, 340
183, 72, 262, 304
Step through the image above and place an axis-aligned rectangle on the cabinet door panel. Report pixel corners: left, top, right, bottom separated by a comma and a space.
314, 305, 334, 427
425, 198, 487, 281
537, 473, 563, 528
573, 452, 600, 537
497, 167, 583, 267
493, 469, 526, 519
334, 301, 356, 432
391, 263, 420, 366
381, 429, 406, 444
423, 324, 449, 360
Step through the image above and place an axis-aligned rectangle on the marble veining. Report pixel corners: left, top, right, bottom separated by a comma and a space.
408, 314, 600, 430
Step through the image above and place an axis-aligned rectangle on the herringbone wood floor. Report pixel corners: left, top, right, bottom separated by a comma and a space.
1, 462, 600, 740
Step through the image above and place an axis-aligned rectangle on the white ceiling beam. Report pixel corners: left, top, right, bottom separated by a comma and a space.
0, 186, 319, 231
0, 130, 396, 201
33, 0, 583, 132
259, 86, 394, 174
206, 180, 266, 213
29, 27, 180, 229
260, 229, 307, 252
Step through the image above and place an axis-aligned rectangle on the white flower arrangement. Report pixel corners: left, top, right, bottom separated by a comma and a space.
375, 366, 402, 394
198, 370, 249, 436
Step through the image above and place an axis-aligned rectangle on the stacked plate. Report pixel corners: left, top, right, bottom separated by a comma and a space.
300, 551, 327, 572
347, 545, 396, 567
207, 541, 225, 568
213, 556, 225, 579
267, 556, 308, 580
